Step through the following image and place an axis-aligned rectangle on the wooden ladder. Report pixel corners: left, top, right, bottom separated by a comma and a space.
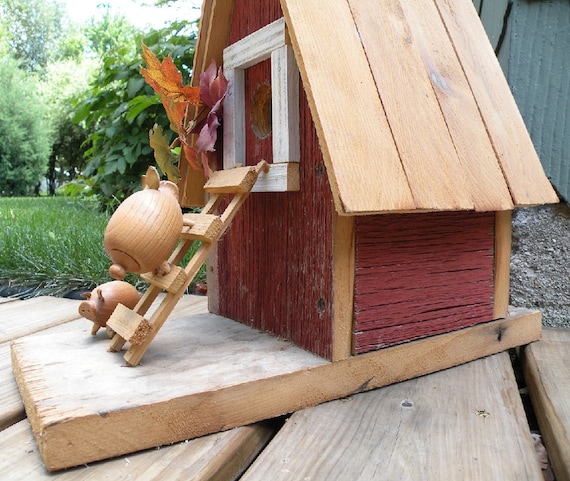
107, 161, 269, 366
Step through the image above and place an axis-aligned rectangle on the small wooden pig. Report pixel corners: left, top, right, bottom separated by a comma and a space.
104, 166, 184, 280
79, 280, 140, 335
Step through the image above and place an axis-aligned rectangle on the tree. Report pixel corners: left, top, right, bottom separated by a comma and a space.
74, 20, 198, 209
39, 58, 97, 195
0, 0, 66, 74
0, 57, 51, 196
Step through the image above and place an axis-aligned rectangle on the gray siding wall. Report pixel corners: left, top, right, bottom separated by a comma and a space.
477, 0, 570, 201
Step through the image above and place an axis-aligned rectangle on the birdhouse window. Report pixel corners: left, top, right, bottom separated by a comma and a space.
223, 17, 300, 192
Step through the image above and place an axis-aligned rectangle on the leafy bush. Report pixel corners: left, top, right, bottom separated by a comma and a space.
73, 22, 198, 210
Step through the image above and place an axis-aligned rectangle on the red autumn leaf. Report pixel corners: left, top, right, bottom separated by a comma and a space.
140, 43, 201, 132
199, 60, 229, 112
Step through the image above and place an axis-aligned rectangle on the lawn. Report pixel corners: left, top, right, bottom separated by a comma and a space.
0, 197, 203, 298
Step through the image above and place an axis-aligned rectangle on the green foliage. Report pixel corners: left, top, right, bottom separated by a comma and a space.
0, 56, 51, 196
0, 0, 66, 73
40, 58, 98, 195
74, 21, 198, 209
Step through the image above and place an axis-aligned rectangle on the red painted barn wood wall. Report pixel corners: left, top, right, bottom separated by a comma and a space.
353, 211, 495, 354
213, 0, 336, 359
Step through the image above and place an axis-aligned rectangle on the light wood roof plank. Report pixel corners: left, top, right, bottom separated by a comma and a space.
399, 0, 514, 212
434, 0, 558, 206
281, 0, 417, 214
348, 0, 473, 211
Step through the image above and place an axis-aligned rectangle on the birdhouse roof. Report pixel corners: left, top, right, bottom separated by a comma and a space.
190, 0, 558, 215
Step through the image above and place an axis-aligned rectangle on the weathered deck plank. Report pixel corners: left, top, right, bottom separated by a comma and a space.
241, 352, 543, 480
0, 296, 81, 343
523, 328, 570, 481
0, 419, 276, 480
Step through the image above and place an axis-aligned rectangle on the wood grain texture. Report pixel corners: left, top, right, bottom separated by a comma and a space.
11, 298, 540, 471
435, 0, 558, 206
1, 321, 90, 432
353, 211, 495, 352
396, 0, 514, 211
331, 213, 355, 361
241, 352, 543, 481
522, 328, 570, 481
0, 296, 81, 344
215, 7, 336, 358
0, 419, 276, 480
282, 0, 416, 214
348, 0, 473, 211
493, 210, 511, 318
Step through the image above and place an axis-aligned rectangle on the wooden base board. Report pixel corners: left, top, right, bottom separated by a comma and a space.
11, 304, 541, 471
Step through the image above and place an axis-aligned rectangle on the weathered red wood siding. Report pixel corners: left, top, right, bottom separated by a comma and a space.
213, 0, 335, 359
353, 212, 495, 353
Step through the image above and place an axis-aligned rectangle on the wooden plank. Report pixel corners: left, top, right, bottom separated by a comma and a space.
0, 320, 89, 432
0, 295, 199, 433
0, 419, 276, 480
434, 0, 558, 206
331, 213, 354, 361
348, 0, 473, 211
353, 211, 495, 352
223, 17, 286, 70
106, 304, 152, 346
398, 0, 514, 211
250, 162, 300, 192
241, 352, 543, 480
271, 43, 300, 164
494, 210, 511, 318
0, 297, 18, 304
11, 300, 540, 471
0, 296, 81, 344
522, 328, 570, 481
281, 0, 416, 214
203, 163, 266, 194
141, 265, 188, 293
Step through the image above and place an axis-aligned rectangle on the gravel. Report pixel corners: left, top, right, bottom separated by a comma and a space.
510, 202, 570, 327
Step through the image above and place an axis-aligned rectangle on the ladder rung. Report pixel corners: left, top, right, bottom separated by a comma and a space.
181, 213, 224, 242
204, 161, 269, 194
106, 304, 152, 346
141, 265, 188, 293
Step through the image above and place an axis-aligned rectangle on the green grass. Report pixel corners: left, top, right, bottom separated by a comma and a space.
0, 197, 204, 298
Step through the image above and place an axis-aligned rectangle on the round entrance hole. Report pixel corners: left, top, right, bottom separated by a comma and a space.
251, 82, 272, 140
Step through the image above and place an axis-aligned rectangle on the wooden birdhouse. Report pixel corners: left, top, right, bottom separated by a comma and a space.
181, 0, 558, 362
10, 0, 562, 472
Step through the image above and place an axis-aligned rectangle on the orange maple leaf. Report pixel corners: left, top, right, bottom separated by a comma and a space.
140, 43, 201, 132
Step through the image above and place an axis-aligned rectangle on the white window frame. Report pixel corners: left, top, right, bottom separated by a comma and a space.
223, 17, 300, 192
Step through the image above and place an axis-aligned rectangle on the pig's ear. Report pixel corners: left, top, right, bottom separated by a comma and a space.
81, 292, 91, 299
96, 288, 105, 301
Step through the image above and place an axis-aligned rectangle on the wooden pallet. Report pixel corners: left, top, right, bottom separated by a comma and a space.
106, 161, 269, 366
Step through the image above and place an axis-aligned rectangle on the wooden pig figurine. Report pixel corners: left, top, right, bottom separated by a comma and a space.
79, 280, 140, 335
104, 166, 184, 280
